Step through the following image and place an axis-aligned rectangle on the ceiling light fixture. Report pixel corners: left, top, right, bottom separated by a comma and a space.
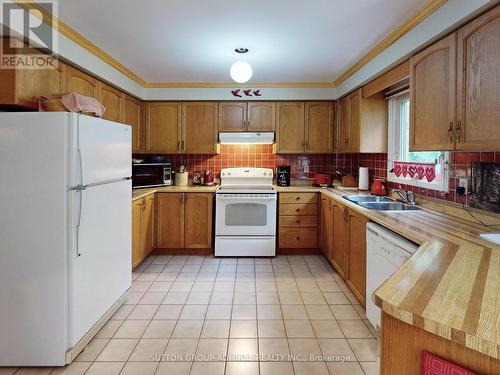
230, 48, 252, 84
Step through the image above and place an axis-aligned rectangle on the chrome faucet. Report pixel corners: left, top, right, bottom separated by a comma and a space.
392, 188, 416, 205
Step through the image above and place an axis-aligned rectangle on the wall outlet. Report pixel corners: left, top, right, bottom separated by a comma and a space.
456, 178, 468, 196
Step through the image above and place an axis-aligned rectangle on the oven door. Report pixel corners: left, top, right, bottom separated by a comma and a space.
132, 164, 164, 188
216, 193, 277, 236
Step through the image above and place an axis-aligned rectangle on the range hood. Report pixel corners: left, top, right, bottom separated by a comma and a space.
219, 132, 274, 144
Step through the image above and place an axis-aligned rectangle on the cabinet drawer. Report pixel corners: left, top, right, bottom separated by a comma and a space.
280, 192, 318, 204
279, 227, 317, 248
280, 203, 317, 216
279, 215, 317, 227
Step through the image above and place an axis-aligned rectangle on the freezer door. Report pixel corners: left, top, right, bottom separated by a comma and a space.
76, 114, 132, 186
69, 179, 132, 347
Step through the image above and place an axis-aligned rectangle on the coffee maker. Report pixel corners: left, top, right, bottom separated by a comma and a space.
276, 165, 291, 187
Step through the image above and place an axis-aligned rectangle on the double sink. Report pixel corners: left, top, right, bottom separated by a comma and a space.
343, 195, 421, 211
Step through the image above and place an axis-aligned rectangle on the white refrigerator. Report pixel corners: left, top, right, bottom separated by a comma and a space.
0, 112, 132, 366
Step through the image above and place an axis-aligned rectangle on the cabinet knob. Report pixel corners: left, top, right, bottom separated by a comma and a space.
296, 196, 301, 200
296, 237, 300, 240
296, 220, 300, 224
296, 208, 300, 212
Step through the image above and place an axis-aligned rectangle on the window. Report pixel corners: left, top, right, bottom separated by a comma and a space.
387, 92, 449, 191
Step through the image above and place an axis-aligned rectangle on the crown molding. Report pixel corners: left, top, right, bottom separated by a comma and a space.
144, 82, 336, 88
333, 0, 447, 87
15, 0, 446, 90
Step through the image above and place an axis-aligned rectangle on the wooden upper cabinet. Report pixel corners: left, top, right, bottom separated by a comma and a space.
123, 95, 143, 153
145, 102, 181, 153
65, 65, 100, 99
156, 193, 184, 249
410, 33, 457, 151
346, 208, 368, 306
184, 193, 213, 249
306, 102, 334, 153
218, 102, 247, 132
336, 96, 350, 152
456, 5, 500, 150
182, 102, 218, 153
247, 102, 275, 131
336, 89, 386, 153
347, 91, 361, 152
0, 39, 65, 108
100, 83, 124, 122
275, 102, 305, 153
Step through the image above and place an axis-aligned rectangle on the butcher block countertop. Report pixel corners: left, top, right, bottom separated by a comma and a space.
132, 185, 219, 201
279, 185, 500, 359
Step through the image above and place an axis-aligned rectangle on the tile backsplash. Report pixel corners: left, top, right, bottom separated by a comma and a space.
137, 146, 500, 208
149, 145, 359, 179
359, 151, 500, 206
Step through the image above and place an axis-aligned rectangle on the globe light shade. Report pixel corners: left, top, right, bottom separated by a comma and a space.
230, 60, 253, 83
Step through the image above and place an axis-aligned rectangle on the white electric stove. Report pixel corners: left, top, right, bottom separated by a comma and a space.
215, 168, 277, 256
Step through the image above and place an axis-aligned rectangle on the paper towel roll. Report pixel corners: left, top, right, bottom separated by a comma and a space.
359, 167, 369, 191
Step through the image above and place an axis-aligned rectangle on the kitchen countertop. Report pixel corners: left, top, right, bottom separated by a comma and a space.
132, 185, 219, 201
287, 185, 499, 359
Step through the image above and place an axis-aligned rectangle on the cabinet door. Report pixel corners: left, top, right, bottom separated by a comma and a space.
456, 6, 500, 150
182, 102, 218, 153
305, 102, 334, 153
13, 61, 66, 108
141, 194, 155, 258
247, 102, 276, 131
123, 95, 143, 153
65, 65, 100, 98
275, 102, 305, 153
132, 200, 143, 268
336, 96, 350, 152
218, 102, 246, 132
347, 91, 361, 152
184, 193, 213, 249
331, 202, 347, 278
145, 102, 181, 153
156, 193, 184, 249
320, 196, 332, 258
100, 83, 124, 122
346, 209, 369, 306
410, 33, 457, 151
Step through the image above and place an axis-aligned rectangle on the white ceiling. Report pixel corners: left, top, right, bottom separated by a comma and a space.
56, 0, 427, 84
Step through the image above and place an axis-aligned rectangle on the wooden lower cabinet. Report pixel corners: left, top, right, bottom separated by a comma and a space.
345, 209, 368, 306
320, 196, 332, 259
381, 312, 500, 375
156, 192, 213, 250
184, 193, 213, 248
156, 193, 185, 249
279, 192, 318, 250
330, 200, 347, 278
132, 194, 155, 268
320, 196, 368, 306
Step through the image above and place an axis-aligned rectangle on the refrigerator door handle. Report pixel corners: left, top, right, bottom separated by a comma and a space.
76, 186, 86, 257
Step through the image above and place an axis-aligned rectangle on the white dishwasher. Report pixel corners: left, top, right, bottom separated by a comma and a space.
366, 222, 418, 330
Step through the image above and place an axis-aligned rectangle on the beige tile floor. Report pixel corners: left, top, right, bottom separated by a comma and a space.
3, 255, 380, 375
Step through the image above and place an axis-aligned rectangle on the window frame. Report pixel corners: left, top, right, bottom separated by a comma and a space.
387, 91, 449, 192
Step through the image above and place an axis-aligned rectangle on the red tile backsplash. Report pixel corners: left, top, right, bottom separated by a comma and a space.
147, 145, 359, 179
137, 146, 499, 208
359, 151, 500, 206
